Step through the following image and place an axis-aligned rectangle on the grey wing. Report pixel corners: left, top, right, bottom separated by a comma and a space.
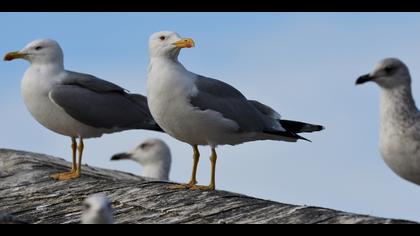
248, 100, 282, 120
62, 71, 128, 93
249, 100, 323, 134
50, 74, 160, 131
190, 75, 274, 133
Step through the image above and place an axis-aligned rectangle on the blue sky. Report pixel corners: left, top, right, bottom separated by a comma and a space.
1, 13, 420, 222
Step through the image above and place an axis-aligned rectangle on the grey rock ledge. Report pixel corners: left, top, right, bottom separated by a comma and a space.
0, 148, 416, 224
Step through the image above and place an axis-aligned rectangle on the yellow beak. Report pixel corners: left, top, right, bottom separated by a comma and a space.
172, 38, 195, 49
4, 51, 26, 61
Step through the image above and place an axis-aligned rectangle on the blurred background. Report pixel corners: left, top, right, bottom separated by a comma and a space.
1, 13, 420, 221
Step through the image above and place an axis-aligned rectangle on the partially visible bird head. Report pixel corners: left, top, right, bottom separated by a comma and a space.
81, 194, 114, 224
148, 31, 195, 59
356, 58, 411, 89
4, 39, 64, 65
111, 138, 171, 167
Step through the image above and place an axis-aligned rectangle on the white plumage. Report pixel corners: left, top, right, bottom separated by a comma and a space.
357, 58, 420, 185
146, 31, 323, 190
111, 138, 171, 181
81, 194, 114, 224
4, 39, 162, 181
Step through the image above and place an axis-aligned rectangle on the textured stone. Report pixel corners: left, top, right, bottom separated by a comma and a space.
0, 148, 415, 224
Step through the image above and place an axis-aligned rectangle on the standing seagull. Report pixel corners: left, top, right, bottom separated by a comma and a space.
147, 31, 324, 190
4, 39, 162, 181
111, 138, 171, 180
356, 58, 420, 185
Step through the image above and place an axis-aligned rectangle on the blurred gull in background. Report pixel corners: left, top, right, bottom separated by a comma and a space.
356, 58, 420, 186
111, 138, 171, 181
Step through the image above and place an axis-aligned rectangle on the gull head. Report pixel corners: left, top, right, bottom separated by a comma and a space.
81, 194, 114, 224
4, 39, 64, 65
356, 58, 411, 89
111, 138, 171, 170
148, 31, 195, 59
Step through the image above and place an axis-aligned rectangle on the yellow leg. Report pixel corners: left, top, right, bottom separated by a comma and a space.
169, 145, 200, 189
50, 138, 83, 181
191, 148, 217, 191
71, 138, 77, 171
50, 138, 78, 180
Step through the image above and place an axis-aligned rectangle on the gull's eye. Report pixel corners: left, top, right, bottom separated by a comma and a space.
83, 203, 91, 211
139, 142, 154, 150
140, 143, 150, 149
159, 36, 166, 41
384, 65, 395, 74
35, 46, 43, 51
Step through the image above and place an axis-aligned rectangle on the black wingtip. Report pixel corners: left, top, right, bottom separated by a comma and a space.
148, 123, 165, 133
263, 129, 311, 142
279, 120, 325, 133
306, 124, 324, 132
298, 135, 312, 142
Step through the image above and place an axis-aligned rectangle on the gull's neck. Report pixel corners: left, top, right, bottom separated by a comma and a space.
148, 56, 184, 72
29, 61, 65, 75
380, 83, 419, 130
143, 161, 170, 181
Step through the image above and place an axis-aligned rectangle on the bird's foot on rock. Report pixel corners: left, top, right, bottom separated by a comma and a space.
168, 180, 197, 190
50, 171, 80, 181
189, 184, 215, 191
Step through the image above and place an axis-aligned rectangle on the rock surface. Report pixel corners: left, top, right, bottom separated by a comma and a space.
0, 148, 415, 224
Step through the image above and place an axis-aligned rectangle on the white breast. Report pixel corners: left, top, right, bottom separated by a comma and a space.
379, 96, 420, 185
147, 60, 197, 140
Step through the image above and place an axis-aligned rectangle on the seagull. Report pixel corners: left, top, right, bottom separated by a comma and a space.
111, 138, 171, 180
4, 39, 162, 181
356, 58, 420, 185
81, 194, 114, 224
146, 31, 324, 191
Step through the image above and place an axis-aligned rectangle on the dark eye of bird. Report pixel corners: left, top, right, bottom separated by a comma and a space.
384, 66, 395, 74
159, 36, 166, 41
83, 203, 91, 211
35, 46, 42, 51
140, 142, 154, 150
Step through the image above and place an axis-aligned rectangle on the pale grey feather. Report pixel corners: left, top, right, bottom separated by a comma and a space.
62, 71, 127, 93
249, 100, 324, 133
248, 100, 281, 120
49, 72, 161, 131
190, 75, 283, 134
